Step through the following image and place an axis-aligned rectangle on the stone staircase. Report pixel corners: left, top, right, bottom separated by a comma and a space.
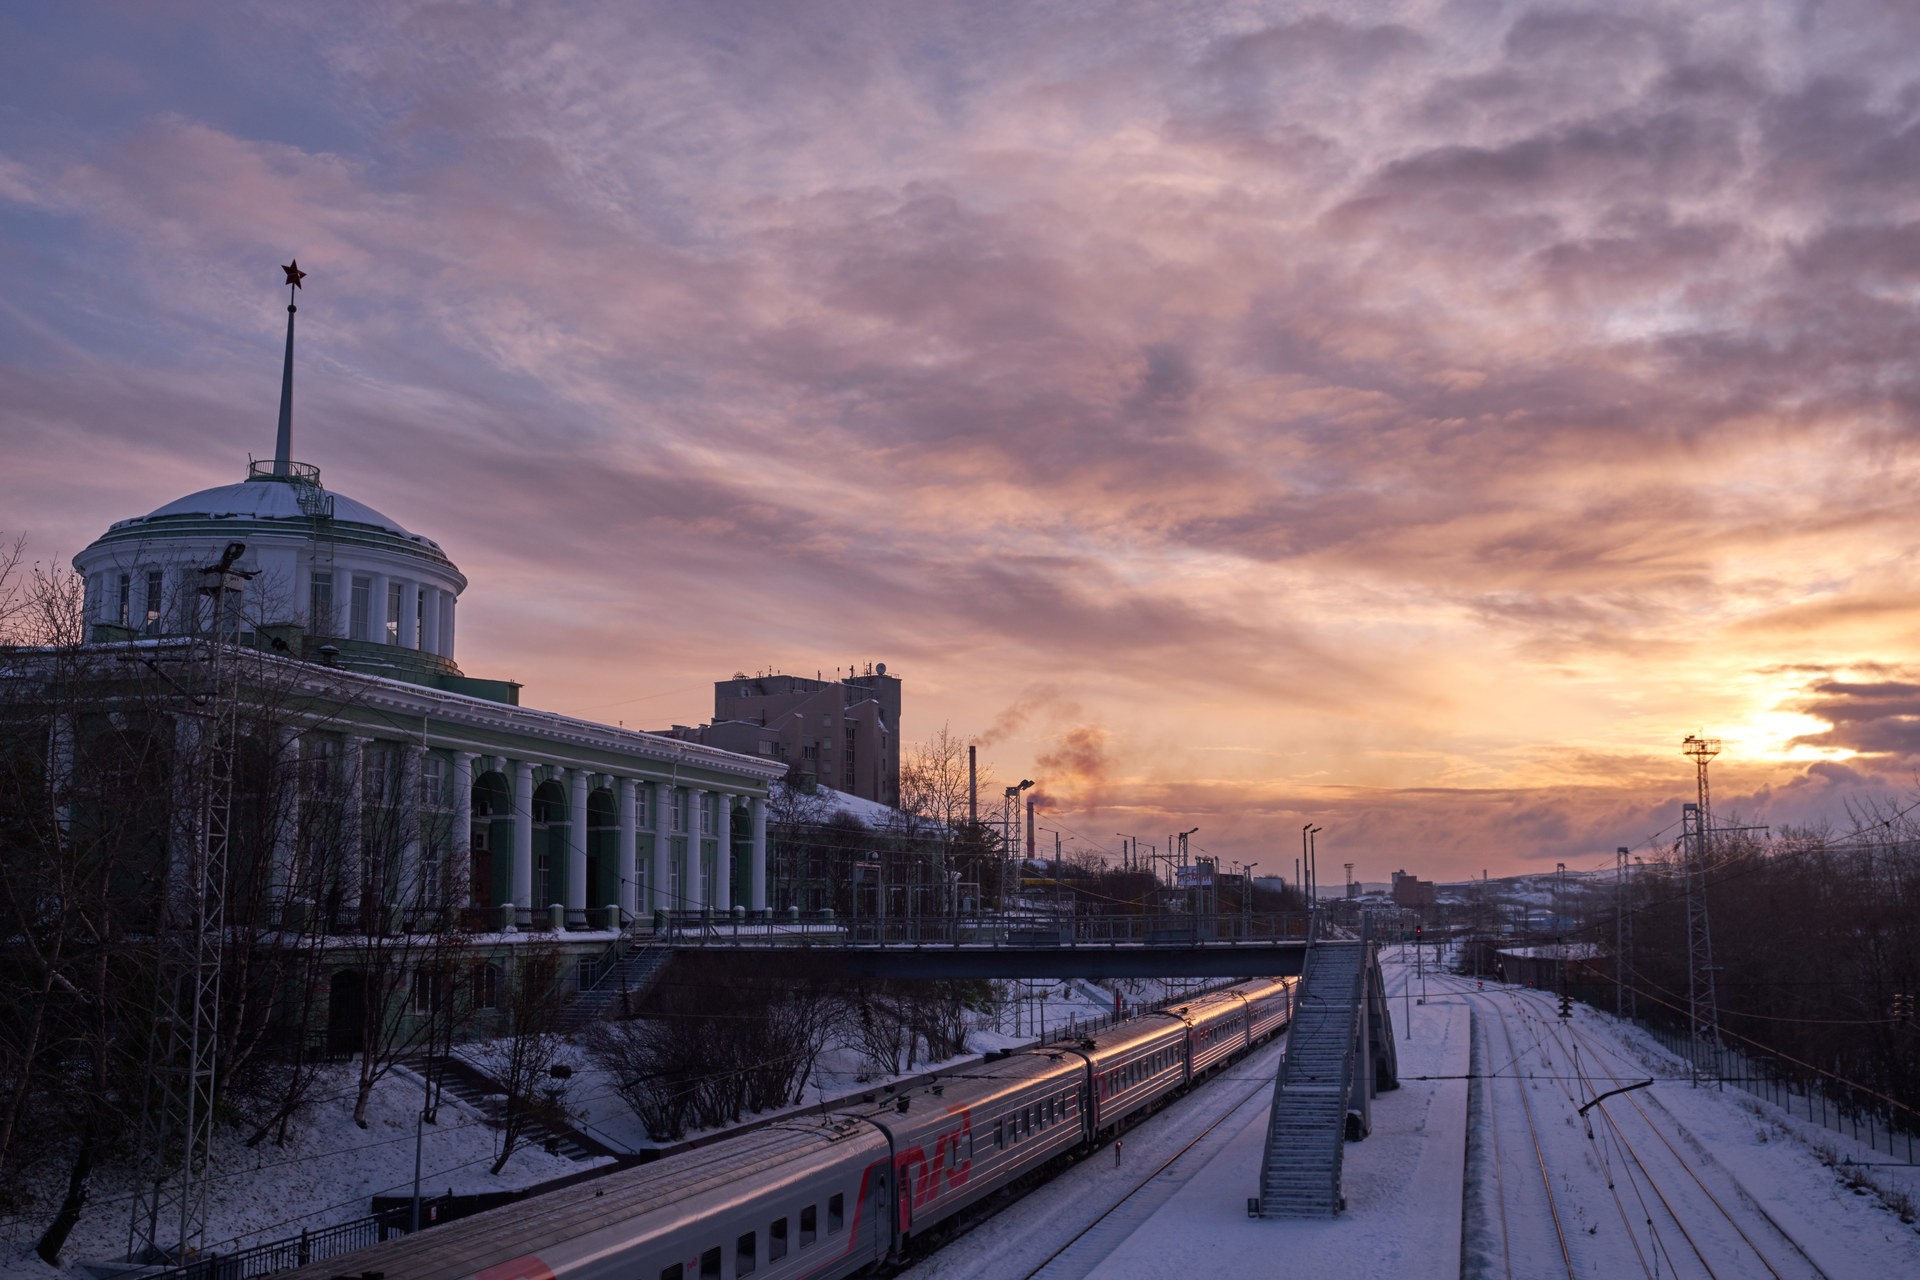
554, 935, 674, 1034
1257, 939, 1367, 1217
413, 1054, 620, 1162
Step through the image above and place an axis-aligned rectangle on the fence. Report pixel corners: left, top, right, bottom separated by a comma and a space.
656, 909, 1314, 948
1538, 968, 1920, 1167
1629, 1014, 1918, 1165
152, 1214, 402, 1280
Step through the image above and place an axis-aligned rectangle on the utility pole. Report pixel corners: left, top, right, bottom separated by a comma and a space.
1681, 735, 1722, 1086
1615, 846, 1629, 1018
130, 543, 252, 1263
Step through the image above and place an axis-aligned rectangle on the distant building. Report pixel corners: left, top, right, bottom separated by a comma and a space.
658, 666, 902, 807
1392, 869, 1436, 909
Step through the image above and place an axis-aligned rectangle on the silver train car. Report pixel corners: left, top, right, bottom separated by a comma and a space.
282, 977, 1294, 1280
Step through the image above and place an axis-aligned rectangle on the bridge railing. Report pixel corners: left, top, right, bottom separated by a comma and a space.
649, 910, 1313, 948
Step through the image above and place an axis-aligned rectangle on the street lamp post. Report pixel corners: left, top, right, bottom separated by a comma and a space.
1001, 780, 1034, 910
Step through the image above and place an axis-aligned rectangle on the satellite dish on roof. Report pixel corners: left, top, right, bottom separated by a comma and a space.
875, 662, 887, 676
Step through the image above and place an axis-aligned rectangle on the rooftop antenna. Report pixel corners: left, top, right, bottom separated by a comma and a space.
272, 260, 305, 476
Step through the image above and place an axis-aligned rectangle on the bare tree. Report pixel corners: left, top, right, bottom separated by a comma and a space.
470, 942, 572, 1175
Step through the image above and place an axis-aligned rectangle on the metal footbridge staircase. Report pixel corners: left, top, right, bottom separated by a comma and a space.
1255, 927, 1398, 1217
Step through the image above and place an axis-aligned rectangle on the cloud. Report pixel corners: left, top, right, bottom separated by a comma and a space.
8, 0, 1920, 880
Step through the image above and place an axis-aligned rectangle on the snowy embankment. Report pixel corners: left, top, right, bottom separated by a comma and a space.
3, 975, 1159, 1278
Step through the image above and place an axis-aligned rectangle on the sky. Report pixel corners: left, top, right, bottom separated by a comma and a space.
5, 0, 1920, 885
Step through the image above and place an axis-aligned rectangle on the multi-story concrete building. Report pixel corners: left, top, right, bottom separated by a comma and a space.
659, 667, 902, 807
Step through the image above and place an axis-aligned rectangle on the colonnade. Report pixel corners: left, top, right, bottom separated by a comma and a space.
453, 751, 769, 927
253, 733, 770, 931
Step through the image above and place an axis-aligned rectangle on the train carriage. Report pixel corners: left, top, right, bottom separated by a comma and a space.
1074, 1014, 1189, 1136
1178, 990, 1254, 1079
1235, 976, 1295, 1042
847, 1048, 1087, 1247
280, 1120, 893, 1280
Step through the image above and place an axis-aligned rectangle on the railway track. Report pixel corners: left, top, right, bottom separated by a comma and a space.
1443, 974, 1829, 1280
898, 1032, 1289, 1280
1469, 984, 1577, 1279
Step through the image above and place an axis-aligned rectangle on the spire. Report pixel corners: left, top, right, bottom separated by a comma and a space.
272, 260, 305, 477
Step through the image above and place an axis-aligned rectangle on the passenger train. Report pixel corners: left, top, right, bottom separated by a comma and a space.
285, 976, 1295, 1280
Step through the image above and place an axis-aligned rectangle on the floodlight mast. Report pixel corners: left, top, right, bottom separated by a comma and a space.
129, 550, 251, 1263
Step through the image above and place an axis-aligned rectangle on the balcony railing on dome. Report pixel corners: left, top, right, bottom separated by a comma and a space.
248, 458, 324, 485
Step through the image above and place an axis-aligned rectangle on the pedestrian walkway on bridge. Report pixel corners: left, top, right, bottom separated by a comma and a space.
1256, 934, 1397, 1217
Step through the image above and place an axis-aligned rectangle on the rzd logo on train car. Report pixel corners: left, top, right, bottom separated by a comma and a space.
894, 1109, 974, 1228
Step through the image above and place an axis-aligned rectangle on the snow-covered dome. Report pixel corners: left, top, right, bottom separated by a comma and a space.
132, 479, 412, 539
109, 470, 444, 554
77, 462, 467, 673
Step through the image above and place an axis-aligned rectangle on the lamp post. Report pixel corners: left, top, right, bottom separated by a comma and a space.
1001, 779, 1033, 910
1243, 862, 1258, 936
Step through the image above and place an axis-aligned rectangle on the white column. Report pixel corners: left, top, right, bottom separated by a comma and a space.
399, 744, 423, 917
567, 767, 589, 923
616, 776, 637, 922
511, 758, 534, 926
423, 589, 443, 657
714, 793, 733, 914
342, 736, 367, 925
452, 751, 475, 905
750, 796, 769, 913
442, 594, 457, 657
650, 780, 671, 915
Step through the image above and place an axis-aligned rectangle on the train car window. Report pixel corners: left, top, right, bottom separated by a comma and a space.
661, 1267, 683, 1280
770, 1217, 788, 1262
737, 1230, 757, 1277
964, 1130, 974, 1159
700, 1246, 722, 1279
800, 1205, 817, 1247
994, 1118, 1004, 1148
828, 1193, 845, 1234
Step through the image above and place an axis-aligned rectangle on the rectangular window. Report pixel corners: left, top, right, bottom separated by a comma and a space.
635, 786, 650, 829
309, 571, 334, 635
145, 569, 164, 630
471, 962, 499, 1011
386, 581, 402, 643
799, 1205, 817, 1247
828, 1193, 844, 1234
411, 968, 439, 1016
671, 790, 687, 833
117, 573, 131, 626
736, 1231, 757, 1278
769, 1218, 788, 1262
420, 755, 447, 808
350, 575, 371, 641
699, 1247, 721, 1279
660, 1267, 683, 1280
416, 590, 425, 648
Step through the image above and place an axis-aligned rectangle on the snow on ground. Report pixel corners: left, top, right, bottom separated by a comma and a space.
898, 959, 1471, 1280
906, 951, 1920, 1280
2, 975, 1174, 1278
0, 1064, 591, 1279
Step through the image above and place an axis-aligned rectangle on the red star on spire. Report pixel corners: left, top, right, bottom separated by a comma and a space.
282, 260, 306, 289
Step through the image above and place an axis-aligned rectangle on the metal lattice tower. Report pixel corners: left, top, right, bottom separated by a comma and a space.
1680, 733, 1722, 1085
128, 562, 246, 1263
